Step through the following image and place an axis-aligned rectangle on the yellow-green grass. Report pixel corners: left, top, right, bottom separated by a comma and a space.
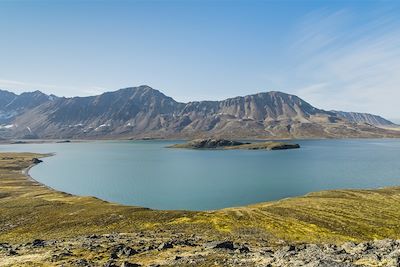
1, 152, 400, 245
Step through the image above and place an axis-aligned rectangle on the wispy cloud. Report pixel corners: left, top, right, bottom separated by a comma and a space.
0, 78, 64, 91
0, 78, 105, 97
288, 7, 400, 118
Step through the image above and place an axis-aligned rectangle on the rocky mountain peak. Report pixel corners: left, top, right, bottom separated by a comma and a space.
0, 87, 398, 139
0, 89, 52, 124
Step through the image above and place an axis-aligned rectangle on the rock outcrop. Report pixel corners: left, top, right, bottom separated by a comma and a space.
171, 138, 246, 149
169, 138, 300, 150
2, 234, 400, 266
31, 158, 43, 164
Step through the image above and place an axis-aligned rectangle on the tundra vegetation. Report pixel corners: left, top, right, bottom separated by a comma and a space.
1, 153, 400, 266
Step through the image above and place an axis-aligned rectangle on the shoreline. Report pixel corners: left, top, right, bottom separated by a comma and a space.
4, 151, 400, 234
19, 149, 400, 213
13, 151, 400, 215
1, 136, 400, 146
22, 153, 58, 193
2, 152, 400, 265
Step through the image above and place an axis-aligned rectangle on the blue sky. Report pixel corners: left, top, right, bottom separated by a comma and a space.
0, 0, 399, 121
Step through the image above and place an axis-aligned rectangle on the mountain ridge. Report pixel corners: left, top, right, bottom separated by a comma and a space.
0, 85, 398, 139
331, 110, 396, 127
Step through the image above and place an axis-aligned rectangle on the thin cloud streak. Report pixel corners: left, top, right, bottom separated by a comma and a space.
0, 78, 105, 97
289, 8, 400, 118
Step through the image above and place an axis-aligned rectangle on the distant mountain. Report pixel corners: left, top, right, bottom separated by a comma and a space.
331, 111, 395, 127
0, 86, 399, 139
0, 90, 57, 124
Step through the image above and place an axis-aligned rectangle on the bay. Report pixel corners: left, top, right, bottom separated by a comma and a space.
1, 139, 399, 210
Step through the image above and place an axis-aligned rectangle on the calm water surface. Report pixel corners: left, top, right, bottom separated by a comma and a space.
1, 139, 399, 210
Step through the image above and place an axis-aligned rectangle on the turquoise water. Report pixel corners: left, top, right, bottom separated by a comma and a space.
1, 139, 400, 210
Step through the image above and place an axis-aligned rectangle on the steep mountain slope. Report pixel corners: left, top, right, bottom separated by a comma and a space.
332, 110, 396, 127
1, 85, 399, 139
0, 90, 56, 124
171, 91, 342, 138
0, 90, 17, 109
11, 86, 184, 138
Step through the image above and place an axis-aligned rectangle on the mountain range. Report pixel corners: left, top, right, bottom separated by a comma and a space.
0, 85, 399, 140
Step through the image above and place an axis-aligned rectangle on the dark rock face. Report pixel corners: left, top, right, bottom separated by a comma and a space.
270, 143, 301, 150
31, 158, 43, 164
0, 86, 399, 139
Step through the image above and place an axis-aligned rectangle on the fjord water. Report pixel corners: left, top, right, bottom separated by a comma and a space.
1, 139, 399, 210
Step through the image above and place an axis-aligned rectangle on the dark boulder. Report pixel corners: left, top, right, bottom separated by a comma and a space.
7, 249, 18, 256
56, 140, 71, 143
119, 246, 137, 257
237, 245, 250, 253
76, 259, 90, 266
110, 244, 138, 258
31, 158, 43, 164
0, 243, 10, 250
31, 239, 45, 247
121, 262, 141, 267
316, 260, 357, 267
158, 242, 174, 250
207, 241, 236, 250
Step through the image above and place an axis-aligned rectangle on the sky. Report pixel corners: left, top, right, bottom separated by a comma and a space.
0, 0, 399, 122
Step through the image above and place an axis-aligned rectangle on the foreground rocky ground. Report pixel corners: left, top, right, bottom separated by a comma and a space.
1, 233, 400, 266
2, 153, 400, 266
